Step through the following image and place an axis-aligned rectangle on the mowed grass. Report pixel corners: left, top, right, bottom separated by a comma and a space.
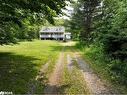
0, 40, 62, 94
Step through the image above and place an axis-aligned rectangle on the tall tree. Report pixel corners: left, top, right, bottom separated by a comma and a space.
69, 0, 100, 43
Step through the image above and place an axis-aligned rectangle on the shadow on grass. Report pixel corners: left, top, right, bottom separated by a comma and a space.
0, 52, 43, 94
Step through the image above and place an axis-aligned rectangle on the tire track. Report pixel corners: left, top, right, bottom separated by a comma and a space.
73, 52, 116, 95
43, 47, 65, 95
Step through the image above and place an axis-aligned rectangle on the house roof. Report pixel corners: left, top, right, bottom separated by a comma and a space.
40, 26, 65, 33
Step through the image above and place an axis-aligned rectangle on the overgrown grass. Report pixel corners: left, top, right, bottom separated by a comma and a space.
76, 43, 127, 94
0, 40, 62, 94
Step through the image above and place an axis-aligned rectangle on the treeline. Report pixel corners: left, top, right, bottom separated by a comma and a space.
0, 0, 67, 45
69, 0, 127, 88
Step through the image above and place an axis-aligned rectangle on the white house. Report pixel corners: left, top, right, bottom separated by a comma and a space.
40, 26, 71, 40
64, 32, 71, 40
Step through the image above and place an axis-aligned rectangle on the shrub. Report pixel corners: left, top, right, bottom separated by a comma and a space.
102, 34, 127, 60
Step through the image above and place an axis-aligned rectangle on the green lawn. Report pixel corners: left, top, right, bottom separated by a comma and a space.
0, 40, 62, 94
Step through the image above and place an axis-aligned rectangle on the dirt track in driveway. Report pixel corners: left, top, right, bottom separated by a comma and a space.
43, 47, 65, 94
73, 51, 116, 94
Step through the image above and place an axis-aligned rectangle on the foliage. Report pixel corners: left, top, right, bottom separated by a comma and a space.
71, 0, 127, 90
102, 34, 127, 60
68, 1, 84, 40
69, 0, 101, 42
0, 0, 68, 44
70, 0, 127, 59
